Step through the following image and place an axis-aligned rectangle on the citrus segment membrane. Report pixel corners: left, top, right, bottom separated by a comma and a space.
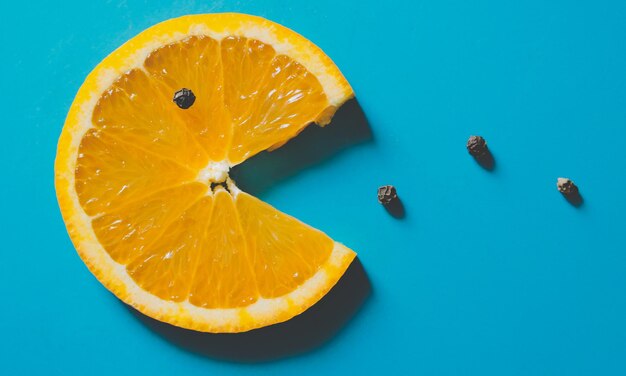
187, 189, 258, 308
77, 34, 339, 308
58, 13, 356, 332
93, 186, 337, 310
80, 34, 331, 217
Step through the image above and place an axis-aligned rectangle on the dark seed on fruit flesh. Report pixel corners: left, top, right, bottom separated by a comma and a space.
173, 88, 196, 109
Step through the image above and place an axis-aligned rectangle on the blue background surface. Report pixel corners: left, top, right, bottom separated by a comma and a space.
2, 0, 626, 374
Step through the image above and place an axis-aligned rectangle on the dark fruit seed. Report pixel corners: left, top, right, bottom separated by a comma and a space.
557, 177, 583, 207
466, 135, 489, 158
378, 185, 398, 205
173, 88, 196, 109
557, 178, 579, 196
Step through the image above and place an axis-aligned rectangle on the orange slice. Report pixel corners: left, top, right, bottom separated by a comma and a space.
55, 13, 356, 332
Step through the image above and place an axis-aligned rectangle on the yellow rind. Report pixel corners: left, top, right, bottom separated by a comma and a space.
55, 13, 356, 333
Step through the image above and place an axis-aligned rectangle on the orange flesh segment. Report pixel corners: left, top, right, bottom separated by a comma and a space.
222, 37, 330, 164
120, 189, 333, 308
188, 189, 258, 308
76, 35, 337, 309
235, 192, 333, 298
127, 195, 214, 302
75, 129, 195, 216
91, 183, 207, 265
144, 36, 233, 162
92, 69, 210, 170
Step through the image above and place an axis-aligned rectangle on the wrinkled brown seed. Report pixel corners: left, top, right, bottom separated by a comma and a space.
557, 178, 579, 196
377, 185, 398, 205
466, 135, 489, 158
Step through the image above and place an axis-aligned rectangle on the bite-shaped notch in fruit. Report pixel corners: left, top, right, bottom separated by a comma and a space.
55, 13, 357, 332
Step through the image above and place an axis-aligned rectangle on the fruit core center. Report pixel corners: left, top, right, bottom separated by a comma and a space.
196, 161, 230, 185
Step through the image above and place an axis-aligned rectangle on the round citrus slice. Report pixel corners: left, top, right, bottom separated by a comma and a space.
55, 13, 357, 333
